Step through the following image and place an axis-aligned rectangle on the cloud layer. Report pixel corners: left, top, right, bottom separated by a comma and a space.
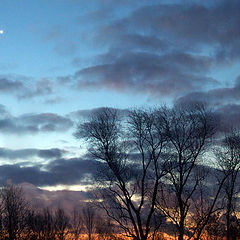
0, 105, 73, 135
56, 0, 240, 102
0, 157, 99, 187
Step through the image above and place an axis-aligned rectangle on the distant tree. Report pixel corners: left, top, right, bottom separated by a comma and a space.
95, 216, 116, 240
71, 206, 83, 240
26, 210, 45, 240
24, 209, 39, 240
205, 212, 224, 240
0, 198, 4, 239
0, 183, 29, 240
82, 203, 97, 240
54, 207, 70, 240
41, 208, 56, 240
216, 130, 240, 240
25, 208, 57, 240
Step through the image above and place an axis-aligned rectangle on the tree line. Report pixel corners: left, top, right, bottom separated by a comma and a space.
1, 104, 240, 240
0, 184, 121, 240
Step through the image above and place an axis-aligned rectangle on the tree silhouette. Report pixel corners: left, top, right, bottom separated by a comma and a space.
156, 104, 215, 240
75, 107, 172, 240
216, 130, 240, 240
0, 183, 29, 240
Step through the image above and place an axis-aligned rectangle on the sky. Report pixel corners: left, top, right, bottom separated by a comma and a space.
0, 0, 240, 193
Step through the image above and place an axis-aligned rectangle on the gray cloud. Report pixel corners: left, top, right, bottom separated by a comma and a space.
58, 0, 240, 98
19, 113, 73, 132
38, 148, 66, 159
174, 75, 240, 132
214, 104, 240, 132
176, 75, 240, 107
73, 51, 216, 97
0, 76, 55, 99
124, 1, 240, 60
0, 148, 66, 160
0, 157, 99, 186
0, 78, 23, 91
0, 105, 73, 135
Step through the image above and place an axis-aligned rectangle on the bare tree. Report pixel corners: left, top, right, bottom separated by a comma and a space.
187, 166, 228, 240
75, 107, 167, 240
41, 208, 56, 240
82, 203, 97, 240
216, 130, 240, 240
26, 210, 46, 240
71, 206, 83, 240
24, 209, 39, 240
205, 212, 224, 240
95, 216, 117, 240
0, 183, 29, 240
24, 208, 57, 240
54, 207, 70, 240
156, 104, 215, 240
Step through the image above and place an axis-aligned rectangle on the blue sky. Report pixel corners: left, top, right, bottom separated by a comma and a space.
0, 0, 240, 190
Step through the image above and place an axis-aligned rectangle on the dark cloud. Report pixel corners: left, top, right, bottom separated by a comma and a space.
0, 78, 23, 91
0, 76, 55, 99
0, 106, 73, 135
19, 113, 73, 132
176, 75, 240, 107
214, 104, 240, 132
0, 157, 99, 186
0, 148, 37, 160
0, 165, 44, 185
73, 52, 215, 97
174, 76, 240, 132
0, 148, 66, 160
58, 1, 240, 98
38, 148, 66, 159
47, 158, 98, 183
125, 1, 240, 60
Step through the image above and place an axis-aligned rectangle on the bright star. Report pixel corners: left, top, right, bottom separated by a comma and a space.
0, 30, 4, 34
